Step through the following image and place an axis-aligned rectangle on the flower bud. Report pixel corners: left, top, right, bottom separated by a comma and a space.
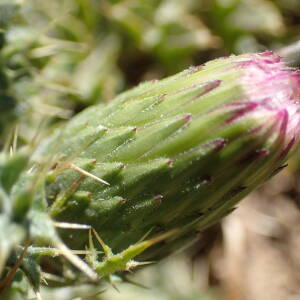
41, 52, 300, 261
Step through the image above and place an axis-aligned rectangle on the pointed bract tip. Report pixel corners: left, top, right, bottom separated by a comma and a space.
211, 138, 227, 151
166, 159, 173, 167
279, 136, 296, 160
154, 195, 163, 202
195, 80, 222, 99
256, 148, 270, 157
117, 163, 126, 169
183, 114, 192, 122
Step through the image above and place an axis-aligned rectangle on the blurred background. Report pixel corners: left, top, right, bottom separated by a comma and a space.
1, 0, 300, 299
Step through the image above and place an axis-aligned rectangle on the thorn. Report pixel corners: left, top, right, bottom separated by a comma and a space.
117, 163, 125, 169
256, 148, 270, 157
187, 65, 203, 73
88, 229, 95, 254
166, 159, 173, 167
146, 228, 180, 247
183, 113, 192, 122
41, 276, 48, 286
280, 136, 295, 159
137, 227, 154, 243
123, 276, 149, 289
41, 272, 65, 283
212, 138, 227, 151
226, 102, 258, 123
35, 291, 43, 300
270, 163, 288, 176
54, 240, 98, 281
127, 260, 155, 270
70, 163, 110, 185
28, 246, 102, 257
240, 148, 269, 164
92, 228, 113, 257
86, 229, 98, 268
88, 229, 94, 250
193, 80, 222, 99
50, 174, 87, 216
12, 125, 18, 154
154, 194, 163, 201
154, 195, 163, 205
72, 250, 103, 255
53, 222, 91, 230
159, 93, 168, 99
108, 275, 120, 292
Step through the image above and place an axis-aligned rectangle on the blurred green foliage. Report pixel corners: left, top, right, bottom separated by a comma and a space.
0, 0, 300, 146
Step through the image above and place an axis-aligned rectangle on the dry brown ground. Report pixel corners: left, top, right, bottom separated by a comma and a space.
207, 168, 300, 300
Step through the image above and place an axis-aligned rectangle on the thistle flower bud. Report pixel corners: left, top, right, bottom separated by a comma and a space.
37, 52, 300, 268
